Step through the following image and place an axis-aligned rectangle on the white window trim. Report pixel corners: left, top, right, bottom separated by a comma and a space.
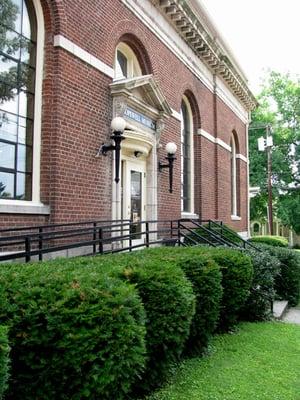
231, 136, 238, 217
114, 43, 142, 81
181, 95, 194, 215
0, 0, 47, 213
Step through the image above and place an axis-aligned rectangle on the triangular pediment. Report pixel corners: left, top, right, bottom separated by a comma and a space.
110, 75, 172, 117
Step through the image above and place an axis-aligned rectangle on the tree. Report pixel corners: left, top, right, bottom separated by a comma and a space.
0, 0, 30, 103
249, 71, 300, 234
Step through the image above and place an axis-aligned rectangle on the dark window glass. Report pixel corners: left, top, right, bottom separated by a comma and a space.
130, 170, 142, 239
181, 101, 191, 212
0, 0, 36, 200
117, 50, 128, 78
231, 137, 237, 215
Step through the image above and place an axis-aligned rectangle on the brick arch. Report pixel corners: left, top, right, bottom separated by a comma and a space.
231, 129, 240, 153
106, 20, 153, 75
41, 0, 67, 34
181, 89, 201, 132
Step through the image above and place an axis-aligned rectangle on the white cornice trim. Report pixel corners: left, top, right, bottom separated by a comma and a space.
215, 77, 249, 124
121, 0, 214, 92
53, 35, 115, 78
120, 0, 251, 122
236, 153, 248, 163
171, 108, 182, 121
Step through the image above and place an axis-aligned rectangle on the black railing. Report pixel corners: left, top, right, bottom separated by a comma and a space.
0, 219, 180, 263
0, 218, 260, 263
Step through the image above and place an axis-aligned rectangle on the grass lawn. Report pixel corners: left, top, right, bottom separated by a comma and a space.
148, 322, 300, 400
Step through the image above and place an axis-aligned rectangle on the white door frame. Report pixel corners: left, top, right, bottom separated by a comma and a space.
122, 157, 147, 246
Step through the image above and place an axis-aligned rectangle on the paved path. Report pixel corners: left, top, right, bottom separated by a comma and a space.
282, 306, 300, 324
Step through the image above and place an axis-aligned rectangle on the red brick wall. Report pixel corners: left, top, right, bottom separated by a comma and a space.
0, 0, 249, 233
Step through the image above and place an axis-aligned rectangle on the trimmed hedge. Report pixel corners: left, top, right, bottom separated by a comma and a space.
240, 249, 281, 321
0, 326, 10, 399
195, 247, 253, 331
117, 255, 196, 394
134, 247, 222, 355
249, 235, 289, 248
186, 224, 242, 246
257, 244, 300, 306
0, 264, 146, 400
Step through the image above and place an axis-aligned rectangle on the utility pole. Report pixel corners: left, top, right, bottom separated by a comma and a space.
266, 126, 273, 235
253, 124, 274, 235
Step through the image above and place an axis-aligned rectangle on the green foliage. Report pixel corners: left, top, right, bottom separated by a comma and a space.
185, 223, 242, 246
133, 247, 223, 356
200, 248, 253, 331
258, 244, 300, 306
0, 325, 10, 399
249, 71, 300, 232
249, 235, 289, 247
117, 254, 195, 394
0, 263, 146, 400
277, 193, 300, 235
240, 249, 281, 321
174, 251, 222, 355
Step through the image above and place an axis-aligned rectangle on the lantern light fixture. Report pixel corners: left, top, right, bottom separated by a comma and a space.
96, 117, 126, 183
159, 142, 177, 193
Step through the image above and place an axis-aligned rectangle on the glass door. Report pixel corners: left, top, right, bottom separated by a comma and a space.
123, 160, 146, 246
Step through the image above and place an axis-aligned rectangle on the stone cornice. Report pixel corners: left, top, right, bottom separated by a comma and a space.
153, 0, 258, 111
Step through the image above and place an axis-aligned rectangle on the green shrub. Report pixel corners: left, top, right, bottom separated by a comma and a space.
117, 255, 195, 394
0, 326, 10, 399
185, 223, 242, 246
257, 244, 300, 306
135, 247, 222, 356
240, 249, 281, 321
210, 224, 243, 245
293, 244, 300, 250
194, 247, 253, 331
249, 235, 289, 248
0, 263, 146, 400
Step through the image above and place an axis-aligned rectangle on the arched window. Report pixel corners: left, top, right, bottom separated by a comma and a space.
253, 222, 260, 234
181, 96, 194, 214
0, 0, 43, 202
114, 42, 142, 80
230, 134, 238, 216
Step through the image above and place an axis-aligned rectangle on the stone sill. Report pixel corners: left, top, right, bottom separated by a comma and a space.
231, 215, 242, 221
181, 212, 199, 219
0, 201, 50, 215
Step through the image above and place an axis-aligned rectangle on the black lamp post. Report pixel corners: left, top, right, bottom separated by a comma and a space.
159, 142, 177, 193
100, 117, 126, 183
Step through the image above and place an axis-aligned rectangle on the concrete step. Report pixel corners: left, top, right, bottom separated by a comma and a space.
282, 307, 300, 324
273, 300, 289, 320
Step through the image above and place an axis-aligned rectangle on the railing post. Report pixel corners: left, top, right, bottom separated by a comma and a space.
145, 222, 150, 248
177, 220, 181, 246
221, 221, 223, 236
170, 220, 173, 238
38, 227, 43, 261
209, 220, 211, 230
25, 236, 31, 263
93, 222, 97, 254
129, 222, 132, 252
98, 228, 103, 254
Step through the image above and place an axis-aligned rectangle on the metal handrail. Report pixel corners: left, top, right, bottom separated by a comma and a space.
0, 219, 178, 263
208, 220, 261, 251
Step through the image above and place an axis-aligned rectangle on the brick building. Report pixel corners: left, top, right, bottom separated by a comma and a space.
0, 0, 257, 238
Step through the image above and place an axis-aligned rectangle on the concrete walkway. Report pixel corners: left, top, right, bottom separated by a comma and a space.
282, 306, 300, 324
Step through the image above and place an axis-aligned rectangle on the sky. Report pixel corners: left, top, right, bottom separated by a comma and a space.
201, 0, 300, 94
